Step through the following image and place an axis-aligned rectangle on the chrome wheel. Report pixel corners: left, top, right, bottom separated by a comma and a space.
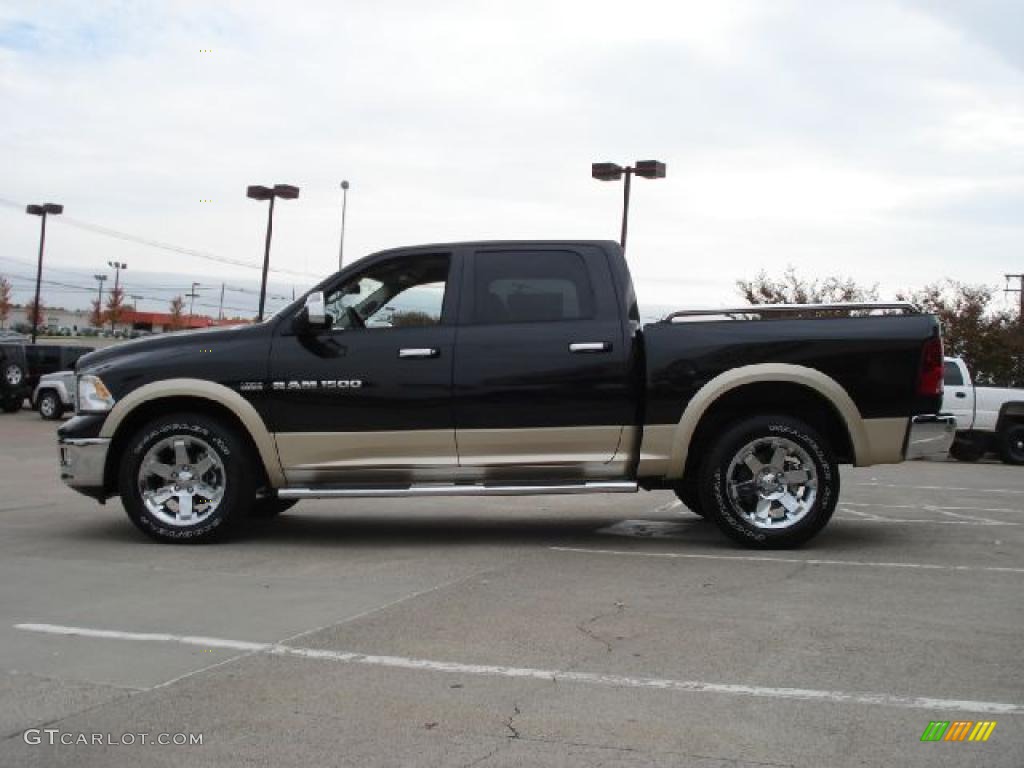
137, 435, 226, 527
39, 393, 58, 418
725, 436, 817, 530
4, 364, 22, 387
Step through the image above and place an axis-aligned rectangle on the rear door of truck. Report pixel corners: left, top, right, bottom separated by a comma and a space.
452, 244, 633, 478
942, 358, 974, 429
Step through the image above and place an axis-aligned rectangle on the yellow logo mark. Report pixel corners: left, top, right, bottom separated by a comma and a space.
967, 721, 997, 742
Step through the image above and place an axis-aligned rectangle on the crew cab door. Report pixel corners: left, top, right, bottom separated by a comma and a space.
268, 251, 459, 485
942, 358, 974, 429
452, 245, 633, 479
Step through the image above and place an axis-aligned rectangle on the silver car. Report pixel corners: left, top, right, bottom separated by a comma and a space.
32, 370, 75, 420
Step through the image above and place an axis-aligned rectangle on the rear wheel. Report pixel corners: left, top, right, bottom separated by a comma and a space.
3, 361, 24, 389
118, 413, 256, 543
949, 438, 984, 462
699, 414, 838, 549
38, 390, 62, 420
998, 423, 1024, 465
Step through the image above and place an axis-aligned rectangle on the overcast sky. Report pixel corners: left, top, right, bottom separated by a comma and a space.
1, 0, 1022, 315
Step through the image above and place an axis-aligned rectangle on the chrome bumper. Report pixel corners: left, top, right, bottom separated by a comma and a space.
59, 437, 109, 492
905, 414, 956, 460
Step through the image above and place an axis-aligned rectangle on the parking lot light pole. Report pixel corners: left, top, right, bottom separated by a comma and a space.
247, 184, 300, 321
25, 203, 63, 343
591, 160, 666, 252
338, 180, 350, 270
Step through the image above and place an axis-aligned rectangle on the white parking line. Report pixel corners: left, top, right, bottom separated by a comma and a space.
549, 547, 1024, 574
14, 623, 1022, 715
843, 501, 1024, 514
855, 482, 1021, 495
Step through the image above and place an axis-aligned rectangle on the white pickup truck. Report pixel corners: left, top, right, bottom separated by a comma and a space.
943, 356, 1024, 464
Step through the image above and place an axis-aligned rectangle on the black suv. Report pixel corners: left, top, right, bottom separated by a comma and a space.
24, 344, 94, 393
1, 343, 29, 412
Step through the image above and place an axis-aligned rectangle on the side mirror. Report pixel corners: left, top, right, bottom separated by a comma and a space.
306, 291, 327, 326
295, 291, 330, 333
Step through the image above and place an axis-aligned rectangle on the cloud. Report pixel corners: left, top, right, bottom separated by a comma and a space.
0, 0, 1021, 313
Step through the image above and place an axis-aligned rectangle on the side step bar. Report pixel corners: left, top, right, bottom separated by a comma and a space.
278, 481, 638, 500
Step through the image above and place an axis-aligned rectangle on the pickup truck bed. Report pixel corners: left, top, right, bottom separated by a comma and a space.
57, 240, 954, 548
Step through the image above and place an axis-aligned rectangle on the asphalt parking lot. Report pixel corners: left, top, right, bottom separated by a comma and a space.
1, 409, 1021, 767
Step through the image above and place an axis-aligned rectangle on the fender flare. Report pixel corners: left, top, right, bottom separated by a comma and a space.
99, 378, 285, 487
665, 363, 868, 479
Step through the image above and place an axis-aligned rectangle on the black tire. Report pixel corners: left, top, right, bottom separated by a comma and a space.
118, 413, 256, 543
673, 480, 706, 518
249, 497, 298, 518
998, 423, 1024, 465
699, 414, 839, 549
949, 438, 984, 463
1, 396, 22, 413
38, 390, 63, 420
3, 361, 25, 389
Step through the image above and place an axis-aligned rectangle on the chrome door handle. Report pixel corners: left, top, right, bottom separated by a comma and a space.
955, 392, 966, 398
569, 342, 611, 353
399, 348, 439, 359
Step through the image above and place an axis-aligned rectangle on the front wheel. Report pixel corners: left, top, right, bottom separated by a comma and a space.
949, 438, 984, 462
998, 423, 1024, 465
699, 414, 838, 549
38, 390, 63, 420
118, 413, 256, 543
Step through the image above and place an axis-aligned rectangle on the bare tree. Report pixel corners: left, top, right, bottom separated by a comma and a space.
0, 276, 11, 329
168, 295, 185, 331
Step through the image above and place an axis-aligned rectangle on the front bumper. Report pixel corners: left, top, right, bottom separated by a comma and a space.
905, 414, 956, 460
59, 437, 110, 500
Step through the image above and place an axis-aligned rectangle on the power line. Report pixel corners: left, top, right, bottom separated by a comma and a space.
0, 195, 322, 279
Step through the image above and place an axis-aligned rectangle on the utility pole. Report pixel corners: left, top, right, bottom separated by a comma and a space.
1005, 274, 1024, 384
93, 274, 107, 327
187, 282, 201, 322
218, 282, 225, 321
1005, 274, 1024, 324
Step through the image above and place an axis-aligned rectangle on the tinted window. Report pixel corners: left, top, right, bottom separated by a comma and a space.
943, 361, 964, 386
473, 250, 594, 324
324, 253, 449, 330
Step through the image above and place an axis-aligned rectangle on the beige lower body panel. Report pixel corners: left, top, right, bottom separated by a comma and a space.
635, 416, 909, 480
276, 426, 633, 486
859, 417, 909, 466
456, 425, 624, 466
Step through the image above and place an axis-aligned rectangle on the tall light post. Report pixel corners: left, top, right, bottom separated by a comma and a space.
338, 180, 350, 270
25, 203, 63, 343
93, 274, 107, 327
107, 261, 127, 332
107, 261, 127, 292
247, 183, 300, 321
591, 160, 666, 251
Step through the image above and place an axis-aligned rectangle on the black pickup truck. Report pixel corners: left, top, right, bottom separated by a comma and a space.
58, 240, 954, 547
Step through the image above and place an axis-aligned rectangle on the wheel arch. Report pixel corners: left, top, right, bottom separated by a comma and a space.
995, 401, 1024, 433
667, 364, 869, 481
99, 379, 284, 494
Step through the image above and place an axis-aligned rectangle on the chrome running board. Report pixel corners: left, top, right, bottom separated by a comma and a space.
278, 481, 638, 499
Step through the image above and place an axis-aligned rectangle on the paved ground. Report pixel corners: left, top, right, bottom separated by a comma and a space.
0, 409, 1021, 767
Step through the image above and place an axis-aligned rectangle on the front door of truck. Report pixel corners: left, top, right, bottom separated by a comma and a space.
452, 245, 633, 479
268, 251, 459, 485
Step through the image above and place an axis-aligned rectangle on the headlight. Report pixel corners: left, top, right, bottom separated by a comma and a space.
77, 374, 115, 413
